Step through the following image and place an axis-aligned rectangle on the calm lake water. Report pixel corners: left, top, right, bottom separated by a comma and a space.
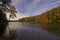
8, 22, 42, 29
5, 22, 60, 40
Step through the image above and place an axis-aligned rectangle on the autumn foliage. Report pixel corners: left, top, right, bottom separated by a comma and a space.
18, 7, 60, 24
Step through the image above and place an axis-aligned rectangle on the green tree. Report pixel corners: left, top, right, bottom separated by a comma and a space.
0, 0, 17, 35
48, 9, 58, 31
0, 9, 8, 35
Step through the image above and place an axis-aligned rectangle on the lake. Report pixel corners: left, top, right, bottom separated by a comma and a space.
5, 22, 60, 40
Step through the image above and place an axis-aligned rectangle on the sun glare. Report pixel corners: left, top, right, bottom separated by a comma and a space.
6, 13, 21, 20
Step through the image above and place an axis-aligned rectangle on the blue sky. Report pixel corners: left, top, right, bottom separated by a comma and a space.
10, 0, 60, 19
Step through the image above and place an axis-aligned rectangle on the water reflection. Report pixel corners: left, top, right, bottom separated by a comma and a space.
5, 22, 60, 40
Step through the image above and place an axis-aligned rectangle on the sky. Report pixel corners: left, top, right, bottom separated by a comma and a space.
8, 0, 60, 20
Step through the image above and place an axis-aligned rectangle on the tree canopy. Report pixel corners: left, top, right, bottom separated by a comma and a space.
0, 0, 17, 35
0, 9, 8, 35
0, 0, 17, 19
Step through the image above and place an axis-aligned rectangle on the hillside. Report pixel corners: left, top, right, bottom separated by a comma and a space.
18, 7, 60, 24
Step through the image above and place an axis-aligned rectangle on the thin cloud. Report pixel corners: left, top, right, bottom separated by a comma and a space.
33, 1, 60, 15
25, 0, 40, 13
34, 1, 60, 13
25, 1, 60, 16
33, 0, 40, 3
11, 0, 60, 19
